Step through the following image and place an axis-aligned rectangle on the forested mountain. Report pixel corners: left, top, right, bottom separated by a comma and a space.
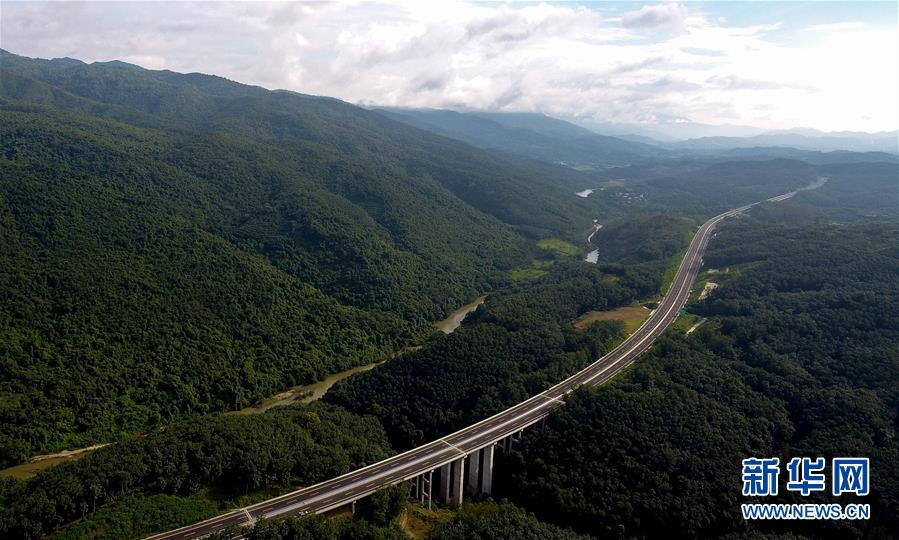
376, 108, 663, 167
708, 147, 897, 165
0, 402, 394, 539
592, 214, 694, 265
674, 131, 898, 153
0, 49, 601, 465
498, 215, 899, 539
2, 47, 897, 540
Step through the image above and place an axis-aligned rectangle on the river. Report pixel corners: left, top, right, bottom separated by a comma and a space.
434, 294, 487, 333
585, 221, 603, 264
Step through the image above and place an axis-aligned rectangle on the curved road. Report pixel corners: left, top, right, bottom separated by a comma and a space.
149, 197, 770, 539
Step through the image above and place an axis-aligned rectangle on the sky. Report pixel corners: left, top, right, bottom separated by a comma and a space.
2, 1, 897, 133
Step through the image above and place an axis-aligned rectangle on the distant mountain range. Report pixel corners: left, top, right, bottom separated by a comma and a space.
378, 107, 896, 168
570, 116, 898, 152
670, 131, 898, 153
375, 108, 665, 168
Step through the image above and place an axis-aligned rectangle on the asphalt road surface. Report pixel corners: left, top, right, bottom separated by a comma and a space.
148, 198, 764, 539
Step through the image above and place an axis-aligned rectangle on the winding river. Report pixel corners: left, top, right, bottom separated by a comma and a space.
585, 221, 603, 263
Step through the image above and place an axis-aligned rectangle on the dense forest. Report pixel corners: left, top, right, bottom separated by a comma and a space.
498, 215, 899, 539
0, 402, 393, 539
428, 502, 592, 540
202, 498, 585, 540
591, 213, 694, 265
0, 49, 606, 464
325, 261, 661, 448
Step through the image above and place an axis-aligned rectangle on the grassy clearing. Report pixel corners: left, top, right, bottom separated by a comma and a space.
670, 312, 701, 333
601, 274, 620, 285
573, 303, 650, 334
537, 238, 580, 257
401, 504, 456, 539
510, 259, 554, 281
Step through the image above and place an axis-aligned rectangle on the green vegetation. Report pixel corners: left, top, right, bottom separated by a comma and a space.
51, 494, 218, 540
669, 312, 702, 333
0, 50, 604, 465
0, 402, 392, 539
327, 261, 661, 449
624, 159, 819, 216
572, 304, 649, 334
2, 48, 897, 540
213, 512, 408, 540
537, 238, 580, 257
207, 485, 411, 540
593, 214, 694, 266
499, 218, 899, 539
510, 238, 580, 281
205, 497, 581, 540
429, 501, 592, 540
401, 505, 456, 539
510, 260, 554, 281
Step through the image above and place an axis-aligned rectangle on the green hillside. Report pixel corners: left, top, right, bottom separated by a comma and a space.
0, 50, 597, 466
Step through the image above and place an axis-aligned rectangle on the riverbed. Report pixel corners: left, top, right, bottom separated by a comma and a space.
239, 295, 487, 414
0, 294, 491, 478
230, 360, 391, 415
434, 294, 487, 333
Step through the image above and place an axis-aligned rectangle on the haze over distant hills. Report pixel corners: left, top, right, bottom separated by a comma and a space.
376, 107, 663, 168
570, 116, 899, 151
669, 130, 898, 153
378, 107, 897, 169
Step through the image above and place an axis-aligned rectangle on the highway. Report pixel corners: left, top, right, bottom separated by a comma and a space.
148, 197, 765, 540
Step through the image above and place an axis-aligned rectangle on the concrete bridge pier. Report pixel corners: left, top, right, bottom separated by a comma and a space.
450, 459, 464, 505
436, 458, 465, 506
420, 470, 433, 510
465, 451, 480, 496
438, 463, 451, 504
481, 444, 494, 495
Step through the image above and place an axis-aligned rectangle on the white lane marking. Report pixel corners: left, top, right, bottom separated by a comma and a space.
439, 439, 465, 455
265, 393, 568, 518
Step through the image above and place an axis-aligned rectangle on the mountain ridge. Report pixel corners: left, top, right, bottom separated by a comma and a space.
0, 50, 599, 465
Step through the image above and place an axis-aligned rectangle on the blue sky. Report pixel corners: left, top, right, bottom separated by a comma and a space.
2, 1, 896, 132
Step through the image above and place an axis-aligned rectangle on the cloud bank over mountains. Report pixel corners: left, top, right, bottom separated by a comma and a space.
2, 1, 896, 132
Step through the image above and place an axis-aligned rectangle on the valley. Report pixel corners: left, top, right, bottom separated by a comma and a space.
0, 34, 896, 540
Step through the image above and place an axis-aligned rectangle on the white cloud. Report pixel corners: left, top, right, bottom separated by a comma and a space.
805, 21, 865, 32
621, 3, 689, 31
0, 1, 895, 132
